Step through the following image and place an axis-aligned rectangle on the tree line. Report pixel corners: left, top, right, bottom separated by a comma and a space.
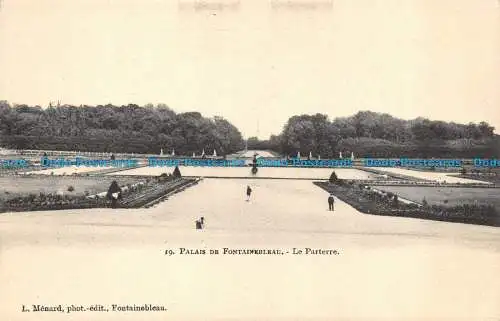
248, 111, 499, 158
0, 102, 498, 157
0, 101, 244, 155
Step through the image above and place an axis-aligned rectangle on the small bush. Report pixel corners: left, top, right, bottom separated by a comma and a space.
329, 171, 339, 183
173, 166, 182, 178
393, 195, 398, 205
67, 185, 75, 192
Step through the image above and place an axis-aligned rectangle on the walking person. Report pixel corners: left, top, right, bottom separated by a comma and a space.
246, 185, 252, 201
328, 193, 335, 211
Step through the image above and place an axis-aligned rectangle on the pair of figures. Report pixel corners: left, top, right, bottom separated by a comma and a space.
195, 217, 205, 229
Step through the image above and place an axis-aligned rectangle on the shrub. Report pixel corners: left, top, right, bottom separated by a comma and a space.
329, 171, 338, 184
158, 173, 169, 182
407, 203, 419, 209
392, 195, 399, 207
67, 185, 75, 192
173, 166, 182, 178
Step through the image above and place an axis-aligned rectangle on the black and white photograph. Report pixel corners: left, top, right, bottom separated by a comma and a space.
0, 0, 499, 320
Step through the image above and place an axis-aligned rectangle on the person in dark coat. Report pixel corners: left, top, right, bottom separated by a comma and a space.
246, 185, 252, 201
328, 193, 335, 211
107, 180, 122, 209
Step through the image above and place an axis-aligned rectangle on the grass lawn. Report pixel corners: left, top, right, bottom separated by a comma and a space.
377, 186, 500, 209
0, 175, 143, 200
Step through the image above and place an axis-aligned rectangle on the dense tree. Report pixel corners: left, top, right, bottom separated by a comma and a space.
276, 111, 498, 158
280, 114, 339, 157
0, 102, 244, 155
246, 135, 282, 153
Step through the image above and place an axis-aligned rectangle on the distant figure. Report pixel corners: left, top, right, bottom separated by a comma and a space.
195, 217, 205, 230
328, 193, 335, 211
110, 154, 115, 160
251, 155, 258, 175
246, 185, 252, 201
107, 180, 122, 209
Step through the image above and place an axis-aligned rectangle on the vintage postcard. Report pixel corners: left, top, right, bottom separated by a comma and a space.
0, 0, 499, 320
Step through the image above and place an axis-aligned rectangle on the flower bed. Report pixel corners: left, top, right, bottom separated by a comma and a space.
0, 175, 199, 213
314, 181, 499, 227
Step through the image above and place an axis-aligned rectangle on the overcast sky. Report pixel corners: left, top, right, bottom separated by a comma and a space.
1, 0, 499, 138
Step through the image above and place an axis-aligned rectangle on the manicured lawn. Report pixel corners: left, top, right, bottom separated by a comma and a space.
378, 186, 500, 209
0, 175, 142, 200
